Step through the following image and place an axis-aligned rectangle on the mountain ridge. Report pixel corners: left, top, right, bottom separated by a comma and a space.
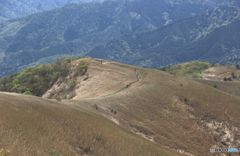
0, 0, 105, 21
89, 5, 240, 66
1, 0, 239, 76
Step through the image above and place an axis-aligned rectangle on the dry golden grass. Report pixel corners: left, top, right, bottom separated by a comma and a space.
2, 58, 240, 156
62, 59, 240, 156
0, 93, 180, 156
196, 79, 240, 97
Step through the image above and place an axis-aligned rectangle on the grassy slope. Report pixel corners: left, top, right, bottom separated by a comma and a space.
196, 79, 240, 97
161, 61, 240, 97
0, 93, 180, 156
1, 59, 240, 156
160, 61, 210, 78
63, 59, 240, 156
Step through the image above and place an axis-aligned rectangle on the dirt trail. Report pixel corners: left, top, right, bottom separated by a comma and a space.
100, 68, 141, 98
72, 60, 143, 100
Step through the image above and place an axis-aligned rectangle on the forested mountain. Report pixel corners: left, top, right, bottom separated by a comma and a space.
0, 0, 239, 75
89, 5, 240, 67
0, 0, 103, 21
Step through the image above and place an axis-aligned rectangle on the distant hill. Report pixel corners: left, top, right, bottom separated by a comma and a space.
0, 0, 233, 21
89, 6, 240, 67
0, 0, 234, 76
0, 0, 240, 76
1, 58, 240, 156
0, 0, 103, 21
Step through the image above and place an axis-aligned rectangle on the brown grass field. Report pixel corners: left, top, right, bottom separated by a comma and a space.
196, 79, 240, 97
1, 58, 240, 156
66, 59, 240, 156
0, 93, 180, 156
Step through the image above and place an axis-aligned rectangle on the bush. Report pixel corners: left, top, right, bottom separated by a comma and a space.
0, 148, 9, 156
213, 84, 218, 88
160, 61, 210, 78
184, 98, 188, 103
75, 62, 88, 76
48, 149, 60, 156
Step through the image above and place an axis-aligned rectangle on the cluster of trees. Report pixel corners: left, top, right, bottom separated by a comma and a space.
0, 58, 87, 96
160, 61, 210, 78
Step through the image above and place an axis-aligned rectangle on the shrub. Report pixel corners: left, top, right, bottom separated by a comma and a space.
48, 149, 60, 156
213, 84, 218, 89
75, 61, 88, 76
0, 148, 9, 156
184, 98, 188, 103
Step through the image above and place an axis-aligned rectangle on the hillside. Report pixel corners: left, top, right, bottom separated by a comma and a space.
1, 58, 239, 156
0, 92, 180, 156
197, 80, 240, 97
160, 61, 211, 78
160, 60, 240, 97
160, 61, 240, 80
65, 59, 240, 156
1, 1, 240, 155
0, 0, 236, 76
89, 5, 240, 67
0, 58, 87, 96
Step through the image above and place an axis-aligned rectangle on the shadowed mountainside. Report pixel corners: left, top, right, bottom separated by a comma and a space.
0, 0, 237, 76
89, 5, 240, 67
